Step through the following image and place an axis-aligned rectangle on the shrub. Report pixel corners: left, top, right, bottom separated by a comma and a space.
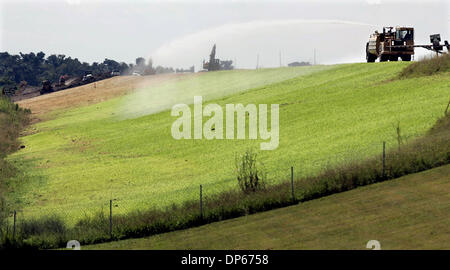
0, 97, 30, 248
235, 149, 266, 194
19, 215, 67, 237
399, 53, 450, 78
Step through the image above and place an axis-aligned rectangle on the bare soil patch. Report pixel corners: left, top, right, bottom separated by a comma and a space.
16, 73, 192, 122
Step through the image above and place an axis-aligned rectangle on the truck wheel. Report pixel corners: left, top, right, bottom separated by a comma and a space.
389, 56, 398, 61
401, 55, 411, 61
367, 53, 377, 63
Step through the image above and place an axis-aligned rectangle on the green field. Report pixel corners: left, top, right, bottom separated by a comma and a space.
6, 62, 450, 223
86, 164, 450, 250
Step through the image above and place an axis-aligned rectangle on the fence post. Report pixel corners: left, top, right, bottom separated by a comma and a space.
291, 167, 295, 202
13, 210, 16, 240
200, 185, 203, 220
382, 141, 386, 178
109, 200, 112, 239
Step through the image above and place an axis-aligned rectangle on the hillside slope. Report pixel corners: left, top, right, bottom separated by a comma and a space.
6, 62, 450, 224
0, 97, 29, 221
87, 164, 450, 250
15, 73, 191, 122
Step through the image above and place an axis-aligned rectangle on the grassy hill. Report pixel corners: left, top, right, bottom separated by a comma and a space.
5, 62, 450, 226
86, 164, 450, 250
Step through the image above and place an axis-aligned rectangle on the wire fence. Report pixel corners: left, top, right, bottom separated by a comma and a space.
1, 140, 436, 243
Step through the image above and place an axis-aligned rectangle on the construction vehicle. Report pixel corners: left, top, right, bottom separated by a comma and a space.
202, 44, 234, 71
203, 44, 220, 71
37, 71, 115, 96
82, 73, 95, 83
423, 34, 450, 55
40, 80, 54, 95
1, 86, 17, 98
55, 75, 67, 87
366, 26, 449, 62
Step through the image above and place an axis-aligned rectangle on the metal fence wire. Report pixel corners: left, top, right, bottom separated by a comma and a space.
1, 141, 430, 242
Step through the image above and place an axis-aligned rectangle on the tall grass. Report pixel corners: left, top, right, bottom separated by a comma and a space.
2, 112, 448, 250
399, 53, 450, 78
0, 98, 30, 157
0, 96, 30, 247
0, 97, 30, 191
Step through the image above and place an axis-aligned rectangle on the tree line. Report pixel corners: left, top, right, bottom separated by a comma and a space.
0, 52, 177, 91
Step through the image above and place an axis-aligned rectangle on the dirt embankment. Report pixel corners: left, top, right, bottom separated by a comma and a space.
16, 73, 193, 123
